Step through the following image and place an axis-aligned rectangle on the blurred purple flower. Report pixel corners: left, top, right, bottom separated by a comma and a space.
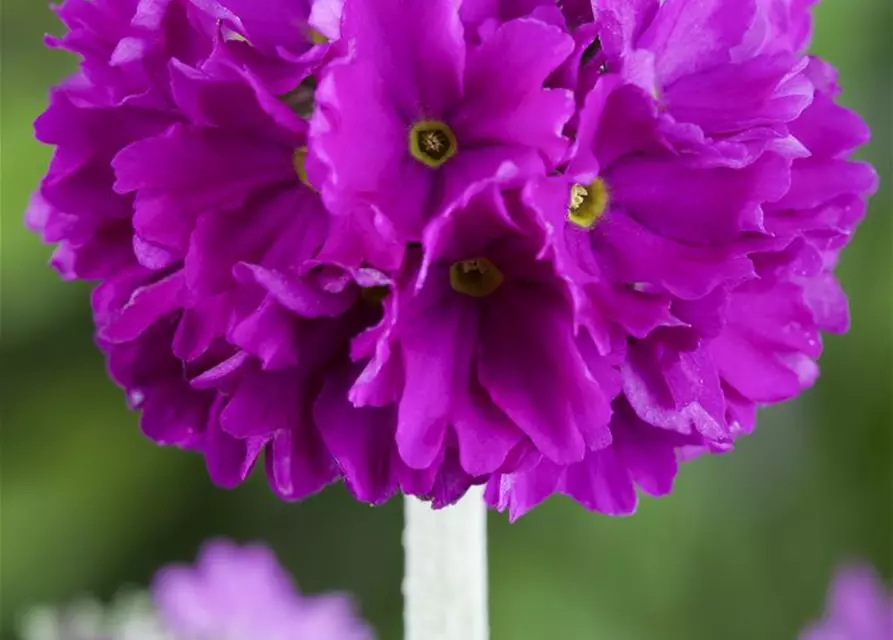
28, 0, 876, 517
154, 539, 373, 640
800, 564, 892, 640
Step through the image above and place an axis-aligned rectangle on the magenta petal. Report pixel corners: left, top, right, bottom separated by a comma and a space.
191, 352, 251, 392
348, 289, 402, 405
185, 188, 323, 297
593, 211, 755, 300
396, 296, 475, 469
484, 456, 564, 521
233, 263, 356, 318
265, 423, 339, 502
452, 381, 522, 477
316, 205, 404, 273
774, 158, 878, 211
594, 0, 659, 57
115, 124, 295, 254
567, 75, 615, 177
561, 446, 637, 516
639, 0, 756, 85
608, 151, 791, 245
423, 454, 477, 509
598, 284, 677, 340
113, 123, 293, 199
228, 296, 300, 370
460, 0, 559, 31
479, 288, 609, 465
168, 58, 306, 138
173, 294, 232, 362
454, 18, 575, 168
664, 53, 813, 134
314, 365, 401, 505
804, 272, 850, 334
623, 340, 730, 441
92, 266, 152, 326
434, 147, 544, 228
713, 282, 821, 403
205, 398, 265, 489
422, 182, 519, 267
791, 90, 871, 158
613, 402, 685, 498
133, 235, 179, 270
340, 0, 465, 119
140, 379, 211, 449
100, 271, 186, 343
572, 78, 664, 176
191, 0, 314, 56
221, 369, 298, 438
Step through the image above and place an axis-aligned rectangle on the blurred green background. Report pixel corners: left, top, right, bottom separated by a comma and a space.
1, 1, 890, 639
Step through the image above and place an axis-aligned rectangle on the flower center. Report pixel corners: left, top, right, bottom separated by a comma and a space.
450, 258, 503, 298
360, 285, 389, 304
410, 121, 457, 168
282, 77, 316, 119
293, 146, 315, 190
567, 178, 609, 229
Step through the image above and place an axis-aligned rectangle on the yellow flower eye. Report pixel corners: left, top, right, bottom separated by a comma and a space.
409, 121, 458, 168
449, 258, 503, 298
567, 178, 609, 229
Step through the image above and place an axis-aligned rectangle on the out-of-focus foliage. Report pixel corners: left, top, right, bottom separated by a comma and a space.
1, 1, 890, 638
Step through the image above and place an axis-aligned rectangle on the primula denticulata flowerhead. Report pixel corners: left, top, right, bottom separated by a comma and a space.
28, 0, 877, 518
19, 540, 373, 640
799, 564, 893, 640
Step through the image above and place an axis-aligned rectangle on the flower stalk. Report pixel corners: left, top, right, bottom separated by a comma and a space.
404, 487, 489, 640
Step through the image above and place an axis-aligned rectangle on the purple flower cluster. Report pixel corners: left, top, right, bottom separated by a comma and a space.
30, 0, 875, 518
800, 564, 892, 640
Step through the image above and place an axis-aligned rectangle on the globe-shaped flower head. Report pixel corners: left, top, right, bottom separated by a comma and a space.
29, 0, 876, 517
